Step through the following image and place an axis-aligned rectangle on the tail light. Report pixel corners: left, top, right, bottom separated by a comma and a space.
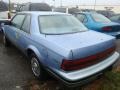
102, 26, 112, 31
61, 46, 115, 71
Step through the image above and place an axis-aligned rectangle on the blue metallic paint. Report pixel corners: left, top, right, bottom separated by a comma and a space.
3, 12, 119, 85
75, 12, 120, 37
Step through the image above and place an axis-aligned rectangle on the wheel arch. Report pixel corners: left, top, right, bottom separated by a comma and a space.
26, 45, 44, 63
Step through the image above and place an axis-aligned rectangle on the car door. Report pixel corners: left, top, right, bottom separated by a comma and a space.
5, 14, 26, 46
16, 14, 31, 52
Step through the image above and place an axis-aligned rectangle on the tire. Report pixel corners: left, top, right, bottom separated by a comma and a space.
3, 34, 11, 47
30, 53, 47, 80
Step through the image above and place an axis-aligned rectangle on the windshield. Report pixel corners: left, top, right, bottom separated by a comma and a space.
91, 13, 111, 23
39, 15, 88, 34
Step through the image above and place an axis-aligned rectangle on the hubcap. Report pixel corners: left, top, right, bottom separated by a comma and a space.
31, 57, 40, 77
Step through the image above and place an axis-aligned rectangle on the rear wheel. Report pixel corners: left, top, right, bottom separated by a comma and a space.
3, 34, 11, 47
30, 53, 47, 80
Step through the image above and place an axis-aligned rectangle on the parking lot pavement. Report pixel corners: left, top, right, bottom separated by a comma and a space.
0, 34, 62, 90
0, 33, 120, 90
0, 34, 34, 89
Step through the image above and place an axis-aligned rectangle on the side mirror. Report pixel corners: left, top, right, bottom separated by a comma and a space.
1, 20, 12, 26
8, 21, 12, 25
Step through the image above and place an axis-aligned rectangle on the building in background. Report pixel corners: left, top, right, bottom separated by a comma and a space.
0, 1, 8, 11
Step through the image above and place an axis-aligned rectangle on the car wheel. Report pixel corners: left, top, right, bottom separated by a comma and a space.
3, 35, 11, 47
30, 54, 46, 80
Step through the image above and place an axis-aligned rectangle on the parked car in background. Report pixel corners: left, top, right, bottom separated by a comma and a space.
0, 1, 8, 11
74, 12, 120, 38
3, 12, 119, 86
0, 19, 9, 32
0, 11, 9, 19
0, 11, 15, 32
53, 7, 80, 14
0, 11, 9, 32
81, 9, 96, 13
110, 14, 120, 23
20, 3, 52, 11
96, 10, 115, 18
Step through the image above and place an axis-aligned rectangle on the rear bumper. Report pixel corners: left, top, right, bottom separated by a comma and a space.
47, 52, 119, 86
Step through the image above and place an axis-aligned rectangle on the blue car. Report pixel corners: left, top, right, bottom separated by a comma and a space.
0, 19, 10, 33
74, 12, 120, 38
3, 11, 119, 86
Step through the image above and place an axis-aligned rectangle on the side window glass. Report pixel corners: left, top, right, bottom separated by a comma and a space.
21, 15, 31, 33
110, 16, 119, 21
76, 14, 87, 23
11, 15, 25, 29
83, 16, 87, 23
119, 16, 120, 20
76, 14, 84, 22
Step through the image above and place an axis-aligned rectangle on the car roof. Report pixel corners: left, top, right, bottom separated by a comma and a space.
17, 11, 70, 16
75, 12, 98, 15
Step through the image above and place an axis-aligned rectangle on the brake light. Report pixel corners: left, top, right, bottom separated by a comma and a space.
102, 26, 112, 31
61, 46, 115, 71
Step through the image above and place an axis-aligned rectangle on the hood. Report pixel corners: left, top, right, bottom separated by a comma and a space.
45, 31, 115, 59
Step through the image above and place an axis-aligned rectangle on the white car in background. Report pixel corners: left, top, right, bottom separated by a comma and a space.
0, 11, 11, 32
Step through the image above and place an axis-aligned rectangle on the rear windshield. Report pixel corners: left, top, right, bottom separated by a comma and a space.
39, 15, 88, 35
91, 13, 111, 23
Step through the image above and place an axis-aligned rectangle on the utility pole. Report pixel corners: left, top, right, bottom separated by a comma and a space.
8, 0, 11, 19
53, 0, 55, 7
60, 0, 62, 7
8, 0, 11, 12
94, 0, 96, 10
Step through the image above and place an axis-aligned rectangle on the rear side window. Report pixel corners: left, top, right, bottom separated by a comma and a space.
11, 14, 25, 29
21, 15, 31, 33
91, 14, 111, 23
110, 15, 120, 21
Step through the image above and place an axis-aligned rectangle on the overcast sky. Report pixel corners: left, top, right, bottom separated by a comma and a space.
3, 0, 120, 6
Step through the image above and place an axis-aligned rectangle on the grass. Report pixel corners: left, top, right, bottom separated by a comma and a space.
100, 71, 120, 90
22, 67, 120, 90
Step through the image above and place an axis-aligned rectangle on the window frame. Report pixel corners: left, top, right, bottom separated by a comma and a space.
11, 13, 31, 34
21, 14, 31, 34
76, 13, 88, 23
11, 14, 26, 29
38, 15, 88, 35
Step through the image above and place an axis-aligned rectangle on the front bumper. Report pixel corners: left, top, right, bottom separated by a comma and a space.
48, 52, 119, 86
